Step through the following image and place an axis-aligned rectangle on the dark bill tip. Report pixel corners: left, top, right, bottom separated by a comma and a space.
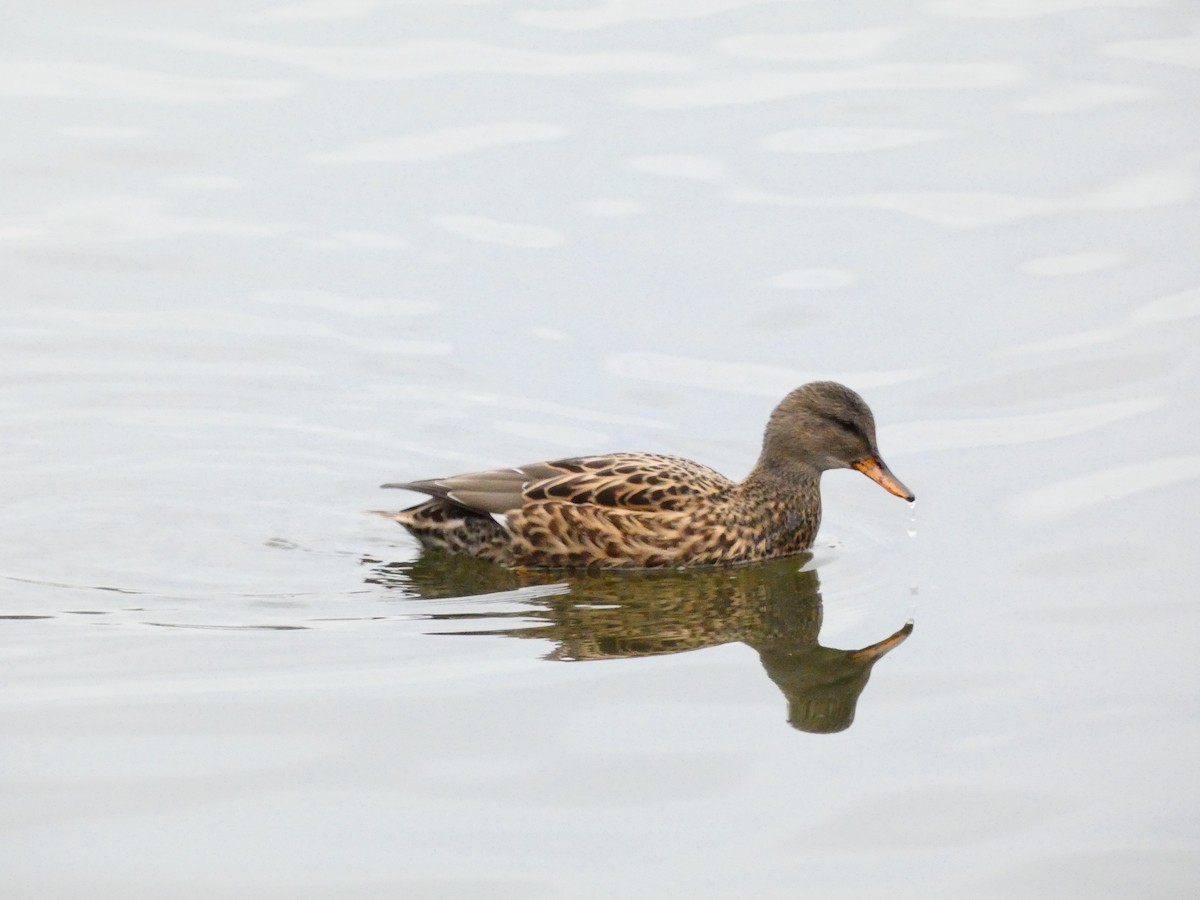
851, 456, 915, 502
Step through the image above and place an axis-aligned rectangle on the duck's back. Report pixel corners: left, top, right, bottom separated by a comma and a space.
391, 452, 756, 568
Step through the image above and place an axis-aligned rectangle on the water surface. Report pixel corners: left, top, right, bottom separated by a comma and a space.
3, 1, 1199, 897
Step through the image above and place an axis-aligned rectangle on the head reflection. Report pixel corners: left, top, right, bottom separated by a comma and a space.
366, 553, 911, 734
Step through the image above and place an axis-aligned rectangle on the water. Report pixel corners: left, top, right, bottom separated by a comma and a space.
3, 1, 1199, 896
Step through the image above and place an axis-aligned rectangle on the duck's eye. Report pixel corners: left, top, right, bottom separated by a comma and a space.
829, 415, 858, 434
827, 415, 871, 445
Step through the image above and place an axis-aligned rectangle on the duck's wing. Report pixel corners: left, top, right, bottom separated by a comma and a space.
381, 460, 565, 515
519, 453, 733, 512
382, 453, 733, 516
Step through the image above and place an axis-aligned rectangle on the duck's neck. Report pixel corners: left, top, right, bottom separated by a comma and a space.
736, 452, 824, 550
742, 448, 822, 495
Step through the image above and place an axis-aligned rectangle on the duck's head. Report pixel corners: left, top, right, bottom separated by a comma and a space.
763, 381, 914, 501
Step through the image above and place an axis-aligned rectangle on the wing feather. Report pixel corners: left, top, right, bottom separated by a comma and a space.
382, 453, 733, 517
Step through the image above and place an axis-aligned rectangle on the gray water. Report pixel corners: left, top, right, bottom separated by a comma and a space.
3, 1, 1199, 897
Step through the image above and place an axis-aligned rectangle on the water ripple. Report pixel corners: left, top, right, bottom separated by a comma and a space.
1106, 30, 1200, 69
251, 290, 437, 317
606, 352, 934, 394
1013, 82, 1157, 114
1019, 252, 1124, 276
716, 28, 908, 62
490, 420, 611, 448
577, 198, 647, 217
1002, 326, 1131, 356
299, 230, 412, 252
762, 126, 946, 154
240, 0, 491, 24
1003, 285, 1200, 355
0, 196, 286, 246
629, 154, 725, 181
311, 123, 568, 165
765, 268, 857, 290
367, 384, 673, 431
1009, 455, 1200, 519
0, 60, 291, 102
106, 28, 693, 77
622, 61, 1024, 109
882, 398, 1166, 455
1131, 286, 1200, 324
926, 0, 1161, 19
433, 214, 565, 248
161, 175, 250, 191
729, 166, 1196, 228
57, 124, 148, 141
516, 0, 782, 31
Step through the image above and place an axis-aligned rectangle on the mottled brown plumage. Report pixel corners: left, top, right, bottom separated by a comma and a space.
380, 381, 913, 569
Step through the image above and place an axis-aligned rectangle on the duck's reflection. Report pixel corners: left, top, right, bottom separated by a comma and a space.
366, 553, 911, 734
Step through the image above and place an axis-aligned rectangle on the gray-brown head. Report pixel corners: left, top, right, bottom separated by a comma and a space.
760, 382, 914, 501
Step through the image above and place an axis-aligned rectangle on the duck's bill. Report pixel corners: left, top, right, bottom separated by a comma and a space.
852, 456, 915, 502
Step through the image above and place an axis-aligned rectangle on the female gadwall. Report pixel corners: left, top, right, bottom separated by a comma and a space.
381, 381, 913, 569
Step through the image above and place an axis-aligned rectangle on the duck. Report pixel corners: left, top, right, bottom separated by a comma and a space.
380, 381, 913, 569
